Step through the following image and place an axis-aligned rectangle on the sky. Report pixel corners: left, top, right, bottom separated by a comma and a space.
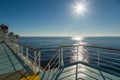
0, 0, 120, 36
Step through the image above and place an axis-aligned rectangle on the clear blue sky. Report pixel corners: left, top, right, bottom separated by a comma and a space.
0, 0, 120, 36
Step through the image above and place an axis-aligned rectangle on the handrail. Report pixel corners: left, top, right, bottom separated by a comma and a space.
44, 44, 120, 70
42, 44, 120, 80
3, 37, 41, 73
60, 44, 120, 51
9, 39, 37, 51
44, 47, 61, 70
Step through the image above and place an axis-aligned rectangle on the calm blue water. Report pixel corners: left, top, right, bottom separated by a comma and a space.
19, 37, 120, 75
19, 36, 120, 49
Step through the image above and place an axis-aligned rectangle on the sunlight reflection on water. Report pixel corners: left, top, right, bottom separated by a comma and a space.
71, 36, 88, 63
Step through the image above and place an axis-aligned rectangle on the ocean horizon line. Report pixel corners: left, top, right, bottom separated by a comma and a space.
20, 35, 120, 37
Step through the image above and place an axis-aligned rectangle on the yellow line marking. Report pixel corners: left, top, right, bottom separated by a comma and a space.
20, 73, 40, 80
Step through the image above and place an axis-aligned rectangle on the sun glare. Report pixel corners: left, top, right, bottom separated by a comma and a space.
73, 0, 87, 16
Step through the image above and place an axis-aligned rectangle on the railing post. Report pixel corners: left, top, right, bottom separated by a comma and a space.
38, 50, 41, 69
77, 46, 79, 62
76, 46, 79, 80
12, 42, 15, 52
34, 50, 37, 72
17, 44, 20, 54
15, 43, 17, 53
26, 48, 29, 60
11, 42, 14, 52
98, 49, 100, 67
48, 63, 50, 70
59, 49, 61, 67
61, 47, 64, 66
14, 43, 17, 53
21, 45, 23, 55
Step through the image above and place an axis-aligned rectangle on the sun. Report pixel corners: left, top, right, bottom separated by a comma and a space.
73, 0, 87, 16
75, 3, 86, 15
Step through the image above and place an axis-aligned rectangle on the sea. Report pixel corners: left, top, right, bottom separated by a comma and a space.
19, 36, 120, 49
19, 36, 120, 75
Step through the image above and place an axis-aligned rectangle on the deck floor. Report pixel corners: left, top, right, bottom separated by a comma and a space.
0, 41, 33, 80
59, 64, 120, 80
41, 63, 120, 80
0, 42, 24, 74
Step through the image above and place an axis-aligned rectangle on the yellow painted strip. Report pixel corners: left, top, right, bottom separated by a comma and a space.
20, 73, 40, 80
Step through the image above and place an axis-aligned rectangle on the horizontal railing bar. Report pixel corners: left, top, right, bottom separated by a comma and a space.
88, 52, 99, 55
89, 57, 120, 67
99, 59, 120, 65
89, 52, 120, 60
21, 44, 37, 50
5, 38, 38, 51
101, 52, 120, 56
51, 60, 59, 69
88, 56, 98, 60
63, 56, 73, 59
87, 51, 98, 54
88, 53, 120, 62
40, 49, 57, 51
100, 55, 120, 61
41, 59, 49, 61
89, 60, 98, 64
44, 49, 60, 70
50, 58, 59, 68
60, 45, 120, 51
100, 63, 120, 71
59, 51, 73, 54
44, 44, 120, 72
64, 59, 75, 63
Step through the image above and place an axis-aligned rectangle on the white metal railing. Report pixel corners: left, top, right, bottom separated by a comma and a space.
2, 36, 120, 79
42, 44, 120, 80
4, 38, 41, 73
